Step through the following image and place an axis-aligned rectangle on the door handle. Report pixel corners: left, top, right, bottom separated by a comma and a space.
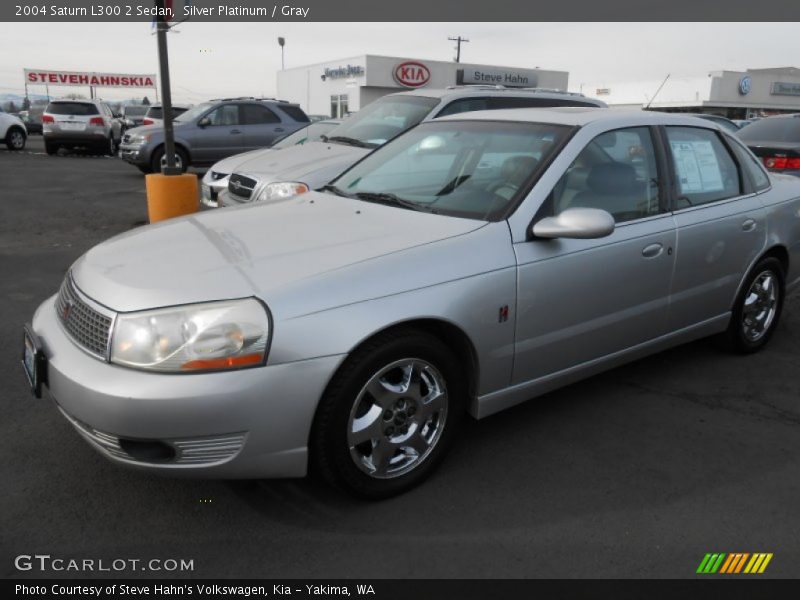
230, 129, 242, 134
642, 243, 664, 258
742, 218, 756, 232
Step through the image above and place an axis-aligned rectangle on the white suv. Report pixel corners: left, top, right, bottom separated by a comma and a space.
42, 99, 123, 155
0, 108, 27, 150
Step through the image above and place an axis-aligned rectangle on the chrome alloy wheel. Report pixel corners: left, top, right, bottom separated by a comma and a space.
9, 130, 25, 149
347, 358, 448, 479
742, 270, 778, 342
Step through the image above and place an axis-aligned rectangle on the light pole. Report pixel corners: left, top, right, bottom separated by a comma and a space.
278, 37, 285, 70
448, 35, 470, 63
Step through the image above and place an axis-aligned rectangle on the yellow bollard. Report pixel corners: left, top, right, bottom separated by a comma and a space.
145, 173, 199, 224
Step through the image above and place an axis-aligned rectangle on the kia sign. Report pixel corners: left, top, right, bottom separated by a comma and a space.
393, 61, 431, 88
24, 69, 157, 89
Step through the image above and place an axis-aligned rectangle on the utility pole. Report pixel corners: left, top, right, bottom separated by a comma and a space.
155, 0, 180, 174
278, 37, 285, 70
448, 35, 469, 63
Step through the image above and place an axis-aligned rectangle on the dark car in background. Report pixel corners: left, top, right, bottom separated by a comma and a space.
738, 114, 800, 177
118, 97, 310, 173
122, 104, 148, 129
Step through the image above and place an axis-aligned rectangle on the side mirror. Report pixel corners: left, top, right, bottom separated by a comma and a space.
197, 117, 210, 128
532, 207, 615, 240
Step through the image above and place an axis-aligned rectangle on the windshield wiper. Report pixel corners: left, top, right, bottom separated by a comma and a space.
326, 135, 371, 148
318, 184, 355, 198
354, 192, 437, 213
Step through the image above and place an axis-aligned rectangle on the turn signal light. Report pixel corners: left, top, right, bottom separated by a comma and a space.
180, 353, 263, 371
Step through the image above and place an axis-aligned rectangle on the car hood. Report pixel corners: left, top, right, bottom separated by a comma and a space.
233, 140, 369, 186
71, 191, 485, 313
209, 148, 274, 175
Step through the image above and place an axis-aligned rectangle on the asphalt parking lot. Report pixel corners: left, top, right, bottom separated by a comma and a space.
1, 136, 799, 579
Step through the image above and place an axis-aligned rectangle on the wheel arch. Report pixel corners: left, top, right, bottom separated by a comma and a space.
731, 244, 789, 310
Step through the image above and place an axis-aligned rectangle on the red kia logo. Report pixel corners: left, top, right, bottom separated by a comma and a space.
393, 61, 431, 88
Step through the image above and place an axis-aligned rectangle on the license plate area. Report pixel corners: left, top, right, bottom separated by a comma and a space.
22, 324, 47, 398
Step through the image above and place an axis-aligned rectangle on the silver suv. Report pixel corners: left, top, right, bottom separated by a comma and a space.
219, 86, 606, 207
43, 99, 123, 156
118, 97, 309, 174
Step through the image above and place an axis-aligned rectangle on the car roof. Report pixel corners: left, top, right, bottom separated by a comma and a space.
391, 86, 606, 106
435, 107, 727, 129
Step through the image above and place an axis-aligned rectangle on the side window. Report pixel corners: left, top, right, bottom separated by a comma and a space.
435, 98, 489, 118
241, 104, 280, 124
665, 127, 742, 208
204, 104, 240, 126
725, 135, 771, 192
487, 97, 596, 109
550, 127, 661, 223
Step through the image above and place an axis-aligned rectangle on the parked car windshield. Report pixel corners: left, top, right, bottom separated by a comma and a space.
328, 120, 572, 221
174, 103, 213, 123
123, 105, 148, 117
46, 102, 99, 116
738, 117, 800, 142
322, 95, 439, 148
273, 120, 340, 149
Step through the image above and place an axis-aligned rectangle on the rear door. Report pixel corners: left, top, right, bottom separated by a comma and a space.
241, 104, 287, 149
662, 126, 767, 331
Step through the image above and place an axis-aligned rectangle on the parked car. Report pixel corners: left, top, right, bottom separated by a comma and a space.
737, 114, 800, 177
42, 99, 122, 155
201, 119, 341, 207
25, 109, 796, 498
122, 104, 149, 129
12, 111, 42, 135
733, 119, 755, 129
684, 113, 741, 133
218, 87, 607, 208
0, 108, 27, 150
118, 97, 310, 174
141, 103, 191, 127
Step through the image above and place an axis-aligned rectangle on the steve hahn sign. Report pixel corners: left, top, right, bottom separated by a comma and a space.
24, 69, 157, 88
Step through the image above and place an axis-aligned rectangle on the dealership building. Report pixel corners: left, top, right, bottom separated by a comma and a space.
276, 54, 570, 117
582, 67, 800, 118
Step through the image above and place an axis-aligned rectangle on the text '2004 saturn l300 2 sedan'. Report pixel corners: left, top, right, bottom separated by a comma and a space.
23, 108, 800, 498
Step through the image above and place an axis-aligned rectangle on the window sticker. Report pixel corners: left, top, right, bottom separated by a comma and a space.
670, 140, 724, 193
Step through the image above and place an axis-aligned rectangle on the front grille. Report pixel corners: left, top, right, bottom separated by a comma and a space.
55, 276, 113, 359
228, 173, 257, 199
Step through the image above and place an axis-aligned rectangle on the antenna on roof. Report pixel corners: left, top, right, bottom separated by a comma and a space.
646, 74, 670, 110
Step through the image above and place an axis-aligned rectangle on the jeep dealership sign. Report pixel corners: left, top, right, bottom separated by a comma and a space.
393, 61, 431, 88
24, 69, 157, 88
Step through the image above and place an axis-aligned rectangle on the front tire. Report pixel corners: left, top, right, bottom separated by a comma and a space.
723, 257, 784, 353
5, 127, 26, 150
311, 329, 464, 499
150, 145, 188, 173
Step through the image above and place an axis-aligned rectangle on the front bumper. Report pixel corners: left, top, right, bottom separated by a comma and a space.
32, 295, 344, 478
200, 172, 230, 208
119, 143, 151, 166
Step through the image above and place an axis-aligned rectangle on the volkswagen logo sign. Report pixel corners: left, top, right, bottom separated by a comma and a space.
739, 75, 752, 96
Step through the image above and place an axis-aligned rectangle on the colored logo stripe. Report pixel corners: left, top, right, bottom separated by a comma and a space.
697, 553, 773, 574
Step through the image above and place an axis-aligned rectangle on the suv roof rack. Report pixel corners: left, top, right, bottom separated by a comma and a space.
444, 84, 586, 97
210, 96, 292, 103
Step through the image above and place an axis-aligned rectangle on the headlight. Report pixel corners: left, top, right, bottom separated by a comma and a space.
110, 298, 270, 372
254, 181, 309, 203
127, 134, 151, 145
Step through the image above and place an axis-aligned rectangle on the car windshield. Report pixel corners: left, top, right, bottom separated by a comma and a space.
322, 95, 439, 148
328, 120, 572, 221
146, 106, 188, 120
273, 121, 340, 149
174, 103, 213, 123
46, 102, 99, 116
738, 117, 800, 142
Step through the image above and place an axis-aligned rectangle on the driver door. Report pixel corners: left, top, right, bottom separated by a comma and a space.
512, 126, 676, 384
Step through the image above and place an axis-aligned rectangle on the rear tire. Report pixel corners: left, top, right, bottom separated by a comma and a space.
722, 257, 784, 353
5, 127, 26, 150
44, 140, 59, 155
311, 329, 464, 499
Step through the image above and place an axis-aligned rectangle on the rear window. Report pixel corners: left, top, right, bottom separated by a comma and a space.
738, 117, 800, 142
46, 102, 99, 116
276, 104, 310, 123
123, 105, 148, 117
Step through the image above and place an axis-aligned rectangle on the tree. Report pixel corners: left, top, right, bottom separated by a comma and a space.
142, 96, 151, 105
7, 100, 17, 113
22, 96, 31, 111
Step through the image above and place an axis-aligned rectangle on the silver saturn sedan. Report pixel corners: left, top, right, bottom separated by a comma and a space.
24, 109, 800, 498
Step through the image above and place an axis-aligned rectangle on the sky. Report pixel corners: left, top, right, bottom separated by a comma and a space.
1, 22, 796, 104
